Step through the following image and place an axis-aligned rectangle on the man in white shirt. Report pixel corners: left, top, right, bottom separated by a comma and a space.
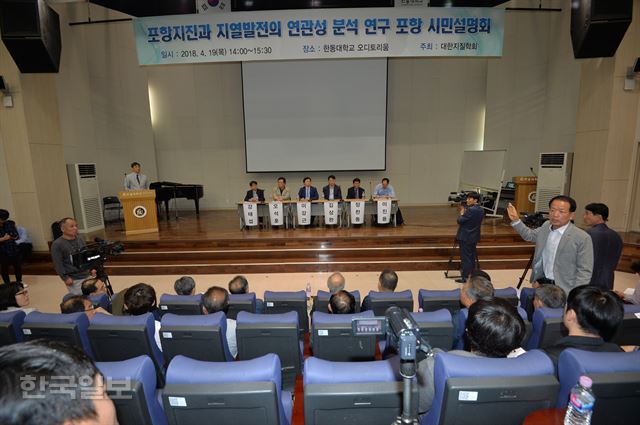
201, 286, 237, 358
507, 196, 593, 295
124, 162, 149, 190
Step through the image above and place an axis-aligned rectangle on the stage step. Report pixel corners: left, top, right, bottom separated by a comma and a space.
23, 238, 535, 275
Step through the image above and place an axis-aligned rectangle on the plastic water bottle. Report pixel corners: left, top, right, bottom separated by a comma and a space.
564, 376, 595, 425
306, 282, 312, 298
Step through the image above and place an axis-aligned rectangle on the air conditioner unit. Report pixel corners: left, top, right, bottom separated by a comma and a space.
67, 163, 104, 234
535, 153, 574, 213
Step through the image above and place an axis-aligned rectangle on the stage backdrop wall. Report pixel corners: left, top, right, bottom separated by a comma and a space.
51, 1, 579, 209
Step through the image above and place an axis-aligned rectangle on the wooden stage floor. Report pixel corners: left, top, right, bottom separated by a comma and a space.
105, 205, 513, 241
24, 206, 639, 275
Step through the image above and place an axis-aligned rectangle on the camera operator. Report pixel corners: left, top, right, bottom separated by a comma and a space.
50, 218, 93, 295
455, 192, 485, 283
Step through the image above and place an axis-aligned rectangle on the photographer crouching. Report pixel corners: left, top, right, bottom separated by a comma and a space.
455, 192, 485, 283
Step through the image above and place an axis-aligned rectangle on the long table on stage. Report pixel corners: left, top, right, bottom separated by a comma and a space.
236, 199, 399, 230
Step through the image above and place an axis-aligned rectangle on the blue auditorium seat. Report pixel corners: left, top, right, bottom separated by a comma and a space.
236, 311, 302, 390
557, 349, 640, 425
366, 289, 413, 315
526, 307, 565, 350
422, 350, 559, 425
0, 310, 26, 346
97, 355, 167, 425
163, 353, 292, 425
158, 294, 203, 316
89, 313, 165, 387
304, 356, 404, 425
311, 310, 375, 361
160, 312, 233, 363
494, 287, 519, 307
22, 311, 93, 358
418, 288, 460, 314
228, 293, 257, 319
264, 290, 308, 332
379, 309, 454, 353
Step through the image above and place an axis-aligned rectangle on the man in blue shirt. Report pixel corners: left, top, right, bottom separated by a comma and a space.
373, 178, 396, 198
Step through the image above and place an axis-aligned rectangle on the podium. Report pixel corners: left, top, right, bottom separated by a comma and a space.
513, 176, 538, 214
118, 190, 159, 235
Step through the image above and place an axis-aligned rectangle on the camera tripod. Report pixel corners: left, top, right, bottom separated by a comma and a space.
516, 251, 535, 290
93, 262, 115, 297
443, 238, 481, 280
391, 359, 420, 425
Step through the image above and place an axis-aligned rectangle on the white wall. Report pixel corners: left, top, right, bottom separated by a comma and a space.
484, 1, 580, 180
54, 4, 158, 200
52, 1, 580, 209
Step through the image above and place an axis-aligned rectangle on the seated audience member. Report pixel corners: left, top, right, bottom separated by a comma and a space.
0, 282, 34, 314
460, 275, 494, 309
61, 295, 111, 320
0, 340, 118, 425
228, 274, 264, 313
416, 298, 525, 414
123, 283, 162, 351
327, 272, 346, 294
533, 284, 567, 309
346, 178, 365, 199
244, 180, 265, 203
615, 260, 640, 305
322, 175, 342, 201
174, 276, 196, 296
361, 269, 398, 311
201, 286, 237, 358
81, 277, 108, 296
328, 290, 356, 314
543, 285, 624, 370
451, 275, 494, 347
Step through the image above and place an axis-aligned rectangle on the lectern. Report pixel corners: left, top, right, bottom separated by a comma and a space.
118, 190, 158, 235
513, 176, 538, 214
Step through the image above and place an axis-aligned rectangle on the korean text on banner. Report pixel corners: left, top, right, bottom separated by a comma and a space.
243, 202, 258, 227
134, 7, 504, 65
269, 201, 284, 226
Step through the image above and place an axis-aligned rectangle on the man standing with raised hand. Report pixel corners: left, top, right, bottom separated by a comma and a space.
507, 196, 593, 295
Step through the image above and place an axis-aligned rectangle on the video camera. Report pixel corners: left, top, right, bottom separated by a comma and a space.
352, 307, 431, 424
448, 190, 474, 204
522, 212, 547, 229
352, 307, 432, 361
70, 238, 124, 271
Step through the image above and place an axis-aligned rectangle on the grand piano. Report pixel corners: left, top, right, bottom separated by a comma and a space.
149, 181, 204, 219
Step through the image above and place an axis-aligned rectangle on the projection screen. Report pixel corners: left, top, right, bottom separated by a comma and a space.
242, 58, 388, 172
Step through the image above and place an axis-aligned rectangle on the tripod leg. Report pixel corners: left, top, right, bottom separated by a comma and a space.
444, 240, 460, 278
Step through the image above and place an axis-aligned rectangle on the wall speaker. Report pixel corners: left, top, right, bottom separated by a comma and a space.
0, 0, 61, 73
571, 0, 633, 59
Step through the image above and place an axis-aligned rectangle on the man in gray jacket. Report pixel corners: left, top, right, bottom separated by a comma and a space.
507, 196, 593, 295
50, 218, 90, 295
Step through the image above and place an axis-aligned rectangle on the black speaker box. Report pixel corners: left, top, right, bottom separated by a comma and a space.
0, 0, 61, 73
571, 0, 633, 59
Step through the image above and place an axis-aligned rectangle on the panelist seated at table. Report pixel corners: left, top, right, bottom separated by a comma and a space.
346, 178, 366, 199
373, 177, 396, 199
322, 175, 342, 200
244, 180, 265, 203
298, 177, 319, 201
271, 176, 291, 201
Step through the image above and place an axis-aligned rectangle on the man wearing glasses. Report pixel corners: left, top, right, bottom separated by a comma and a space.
507, 196, 593, 295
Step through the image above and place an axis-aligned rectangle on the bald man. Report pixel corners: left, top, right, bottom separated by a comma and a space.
327, 272, 346, 293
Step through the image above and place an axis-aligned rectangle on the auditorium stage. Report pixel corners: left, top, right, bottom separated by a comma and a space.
25, 206, 639, 276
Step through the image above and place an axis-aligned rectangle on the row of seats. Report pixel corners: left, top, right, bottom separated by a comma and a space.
95, 348, 640, 425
